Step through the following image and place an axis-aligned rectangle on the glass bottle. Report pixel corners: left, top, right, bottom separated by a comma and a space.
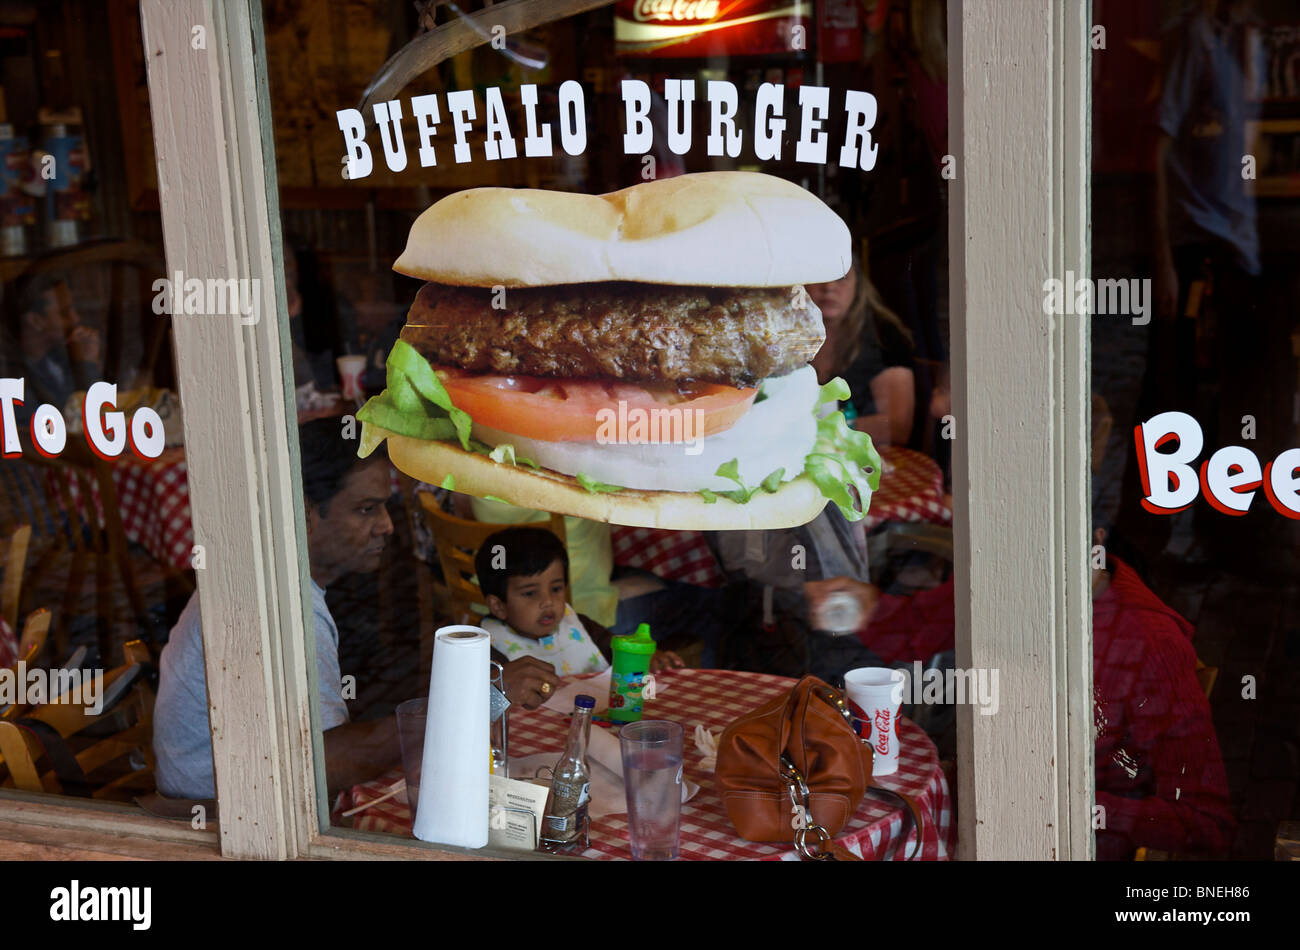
539, 694, 595, 852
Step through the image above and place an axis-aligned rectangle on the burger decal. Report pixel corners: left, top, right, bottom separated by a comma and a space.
357, 171, 881, 530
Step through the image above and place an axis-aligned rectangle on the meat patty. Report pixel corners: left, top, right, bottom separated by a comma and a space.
399, 282, 825, 388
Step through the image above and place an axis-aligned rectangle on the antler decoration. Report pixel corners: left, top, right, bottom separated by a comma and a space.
354, 0, 617, 138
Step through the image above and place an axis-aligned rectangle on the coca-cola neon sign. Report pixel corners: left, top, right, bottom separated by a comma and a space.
615, 0, 807, 58
631, 0, 722, 23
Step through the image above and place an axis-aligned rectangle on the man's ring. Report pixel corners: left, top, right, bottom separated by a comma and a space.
540, 682, 552, 695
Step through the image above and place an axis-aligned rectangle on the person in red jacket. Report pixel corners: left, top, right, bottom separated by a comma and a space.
804, 535, 1235, 860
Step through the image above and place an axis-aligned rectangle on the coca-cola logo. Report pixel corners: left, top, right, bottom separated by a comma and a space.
873, 708, 891, 755
632, 0, 722, 24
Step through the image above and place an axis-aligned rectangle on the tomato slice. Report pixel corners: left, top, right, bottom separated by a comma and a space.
435, 368, 758, 442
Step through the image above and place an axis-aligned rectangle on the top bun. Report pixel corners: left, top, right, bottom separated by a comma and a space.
394, 171, 851, 288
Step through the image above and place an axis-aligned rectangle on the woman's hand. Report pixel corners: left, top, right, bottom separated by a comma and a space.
803, 577, 880, 632
501, 656, 562, 709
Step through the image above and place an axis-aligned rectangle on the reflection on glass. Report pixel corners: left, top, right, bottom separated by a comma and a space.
260, 0, 958, 860
1092, 0, 1298, 859
0, 3, 188, 807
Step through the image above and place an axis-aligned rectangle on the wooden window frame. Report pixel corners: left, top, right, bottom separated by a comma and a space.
0, 0, 1094, 860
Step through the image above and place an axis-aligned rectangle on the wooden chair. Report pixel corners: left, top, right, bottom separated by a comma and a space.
416, 492, 568, 676
0, 448, 152, 662
13, 238, 172, 391
1, 525, 32, 632
419, 493, 567, 622
1194, 658, 1218, 700
1, 609, 53, 722
0, 639, 155, 799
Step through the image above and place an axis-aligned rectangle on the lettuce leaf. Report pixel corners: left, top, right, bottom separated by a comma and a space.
359, 344, 882, 520
802, 376, 883, 521
488, 443, 539, 469
357, 340, 472, 451
577, 473, 623, 494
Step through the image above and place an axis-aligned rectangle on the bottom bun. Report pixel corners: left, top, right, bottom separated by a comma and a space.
385, 433, 829, 530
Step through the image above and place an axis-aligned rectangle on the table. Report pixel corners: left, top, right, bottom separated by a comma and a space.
338, 668, 955, 861
864, 446, 952, 531
53, 448, 194, 573
52, 447, 404, 576
611, 527, 725, 587
609, 446, 952, 587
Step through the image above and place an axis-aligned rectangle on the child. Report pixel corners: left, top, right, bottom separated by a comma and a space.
474, 528, 682, 706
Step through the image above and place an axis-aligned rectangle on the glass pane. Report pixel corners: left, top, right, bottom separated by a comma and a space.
260, 0, 959, 858
1091, 0, 1299, 860
0, 2, 203, 816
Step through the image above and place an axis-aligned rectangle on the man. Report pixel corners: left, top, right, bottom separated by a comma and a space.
4, 272, 102, 415
1116, 0, 1267, 565
804, 529, 1236, 859
154, 417, 401, 801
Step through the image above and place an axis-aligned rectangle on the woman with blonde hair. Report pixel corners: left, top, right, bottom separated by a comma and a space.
809, 249, 916, 447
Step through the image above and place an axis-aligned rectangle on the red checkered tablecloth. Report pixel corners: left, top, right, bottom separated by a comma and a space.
52, 451, 399, 576
610, 527, 725, 587
337, 669, 955, 861
53, 448, 194, 573
863, 446, 952, 531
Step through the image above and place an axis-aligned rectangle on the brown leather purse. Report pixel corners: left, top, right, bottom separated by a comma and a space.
716, 675, 924, 860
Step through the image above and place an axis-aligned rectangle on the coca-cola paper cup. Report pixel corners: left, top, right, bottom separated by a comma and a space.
336, 354, 367, 401
843, 667, 907, 776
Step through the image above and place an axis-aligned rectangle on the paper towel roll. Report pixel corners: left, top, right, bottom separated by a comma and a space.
413, 625, 490, 848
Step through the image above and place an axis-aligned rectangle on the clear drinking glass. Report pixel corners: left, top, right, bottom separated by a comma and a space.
395, 697, 427, 817
618, 720, 684, 861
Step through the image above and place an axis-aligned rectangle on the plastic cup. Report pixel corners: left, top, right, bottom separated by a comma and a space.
619, 720, 683, 860
396, 697, 427, 816
608, 623, 656, 723
336, 354, 367, 400
843, 667, 908, 776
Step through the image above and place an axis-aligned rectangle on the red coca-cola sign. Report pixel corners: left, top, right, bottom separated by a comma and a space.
873, 708, 891, 755
630, 0, 722, 22
615, 0, 807, 58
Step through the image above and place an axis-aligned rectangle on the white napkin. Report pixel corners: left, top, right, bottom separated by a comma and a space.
542, 668, 673, 714
542, 669, 610, 713
694, 725, 721, 772
509, 721, 698, 820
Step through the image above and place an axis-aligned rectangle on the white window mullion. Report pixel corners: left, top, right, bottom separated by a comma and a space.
140, 0, 317, 859
949, 0, 1094, 860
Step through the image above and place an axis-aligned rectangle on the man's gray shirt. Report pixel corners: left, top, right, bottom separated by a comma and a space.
153, 581, 349, 799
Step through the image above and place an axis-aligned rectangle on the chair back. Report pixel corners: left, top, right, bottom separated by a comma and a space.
1, 525, 31, 630
8, 450, 151, 656
13, 238, 171, 390
1194, 659, 1218, 700
0, 638, 155, 798
417, 495, 567, 623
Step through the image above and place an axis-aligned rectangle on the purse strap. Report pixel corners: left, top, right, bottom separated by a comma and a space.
782, 683, 928, 861
781, 685, 860, 860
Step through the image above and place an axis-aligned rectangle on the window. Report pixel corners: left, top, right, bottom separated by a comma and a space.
1090, 0, 1300, 861
0, 0, 205, 826
255, 0, 963, 860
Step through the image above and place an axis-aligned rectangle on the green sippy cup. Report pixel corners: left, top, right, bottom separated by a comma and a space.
608, 623, 657, 723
